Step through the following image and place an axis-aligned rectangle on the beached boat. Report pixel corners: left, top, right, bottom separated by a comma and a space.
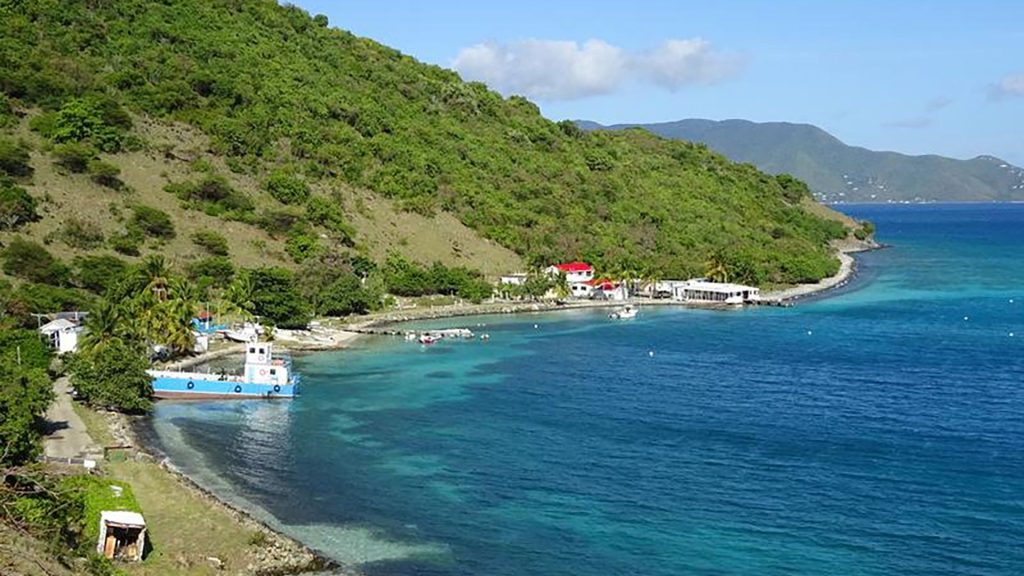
148, 342, 299, 399
609, 305, 638, 320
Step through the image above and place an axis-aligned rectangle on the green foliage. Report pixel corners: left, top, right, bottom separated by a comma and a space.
191, 229, 230, 255
1, 237, 70, 285
0, 179, 39, 229
265, 170, 310, 204
284, 226, 320, 263
776, 173, 811, 204
61, 476, 142, 546
67, 340, 152, 413
0, 332, 54, 464
166, 175, 254, 218
2, 283, 94, 328
0, 0, 852, 284
256, 206, 305, 236
854, 220, 876, 241
43, 97, 131, 153
0, 136, 32, 177
130, 205, 175, 239
87, 158, 122, 189
381, 254, 492, 301
296, 253, 380, 316
51, 141, 98, 173
108, 229, 142, 256
237, 267, 310, 328
186, 256, 235, 288
72, 255, 130, 293
305, 196, 355, 244
60, 217, 105, 249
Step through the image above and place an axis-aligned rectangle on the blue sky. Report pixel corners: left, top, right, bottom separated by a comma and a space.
296, 0, 1024, 165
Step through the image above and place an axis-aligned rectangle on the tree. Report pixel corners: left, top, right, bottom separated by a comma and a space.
554, 271, 570, 300
243, 267, 311, 328
0, 361, 53, 465
191, 229, 230, 256
0, 180, 39, 230
523, 272, 552, 301
1, 237, 69, 285
130, 205, 176, 239
72, 255, 129, 293
0, 137, 32, 178
265, 170, 310, 204
67, 340, 152, 413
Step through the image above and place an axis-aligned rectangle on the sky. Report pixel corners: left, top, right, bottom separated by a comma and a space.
295, 0, 1024, 165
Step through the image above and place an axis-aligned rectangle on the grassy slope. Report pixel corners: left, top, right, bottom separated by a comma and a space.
0, 112, 523, 278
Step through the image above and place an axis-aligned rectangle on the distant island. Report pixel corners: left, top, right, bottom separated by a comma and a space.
578, 119, 1024, 203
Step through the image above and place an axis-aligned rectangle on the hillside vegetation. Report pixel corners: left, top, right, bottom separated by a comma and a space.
1, 0, 855, 288
584, 119, 1024, 203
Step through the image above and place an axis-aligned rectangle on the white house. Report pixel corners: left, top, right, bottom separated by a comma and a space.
588, 278, 628, 301
672, 280, 760, 305
544, 261, 594, 284
499, 273, 528, 286
39, 318, 84, 354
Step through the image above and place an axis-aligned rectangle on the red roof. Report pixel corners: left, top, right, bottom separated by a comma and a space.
586, 278, 617, 290
196, 310, 213, 320
553, 261, 593, 272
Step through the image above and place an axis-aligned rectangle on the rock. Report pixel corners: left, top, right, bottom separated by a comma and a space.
206, 556, 224, 570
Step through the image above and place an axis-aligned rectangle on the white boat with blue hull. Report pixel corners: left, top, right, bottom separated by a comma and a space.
149, 342, 299, 400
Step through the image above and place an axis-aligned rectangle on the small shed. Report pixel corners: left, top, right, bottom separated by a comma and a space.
38, 318, 82, 354
96, 510, 147, 562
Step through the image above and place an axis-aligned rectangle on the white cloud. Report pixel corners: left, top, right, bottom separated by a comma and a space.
989, 73, 1024, 100
452, 37, 740, 101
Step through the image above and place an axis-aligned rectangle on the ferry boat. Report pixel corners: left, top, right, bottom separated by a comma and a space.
148, 342, 299, 399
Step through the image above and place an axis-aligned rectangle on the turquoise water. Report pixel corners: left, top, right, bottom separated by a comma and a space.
149, 204, 1024, 575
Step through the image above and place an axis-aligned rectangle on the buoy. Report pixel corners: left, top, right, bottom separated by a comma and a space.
963, 316, 969, 321
1010, 332, 1015, 337
648, 350, 655, 357
807, 330, 813, 335
1010, 299, 1015, 304
534, 324, 538, 329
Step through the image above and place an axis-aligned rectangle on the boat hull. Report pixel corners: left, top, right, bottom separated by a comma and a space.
151, 375, 298, 400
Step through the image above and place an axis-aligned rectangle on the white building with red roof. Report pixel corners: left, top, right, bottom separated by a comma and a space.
544, 261, 594, 284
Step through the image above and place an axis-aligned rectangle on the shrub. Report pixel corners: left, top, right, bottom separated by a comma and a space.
73, 255, 129, 293
3, 283, 93, 327
67, 340, 152, 413
285, 227, 320, 263
241, 267, 311, 328
0, 180, 39, 229
0, 136, 32, 177
49, 97, 129, 152
306, 196, 355, 244
60, 217, 105, 249
130, 205, 175, 239
257, 207, 305, 236
167, 175, 254, 217
186, 256, 235, 287
108, 229, 142, 255
191, 229, 229, 255
265, 170, 310, 204
87, 158, 122, 189
52, 141, 98, 173
1, 237, 69, 285
0, 359, 53, 465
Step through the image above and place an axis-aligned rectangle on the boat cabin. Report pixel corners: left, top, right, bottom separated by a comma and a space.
243, 342, 291, 385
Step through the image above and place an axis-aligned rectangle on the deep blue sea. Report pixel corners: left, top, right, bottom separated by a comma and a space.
149, 204, 1024, 575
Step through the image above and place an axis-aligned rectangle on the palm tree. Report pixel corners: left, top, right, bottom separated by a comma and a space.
704, 254, 730, 283
79, 299, 123, 353
554, 271, 570, 300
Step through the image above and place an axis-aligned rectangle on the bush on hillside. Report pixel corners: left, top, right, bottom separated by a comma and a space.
305, 196, 355, 245
0, 137, 32, 178
1, 237, 69, 285
86, 158, 122, 189
284, 226, 320, 263
237, 267, 310, 328
108, 229, 142, 256
186, 256, 235, 288
51, 142, 97, 173
60, 217, 105, 249
265, 170, 310, 204
0, 180, 39, 230
130, 205, 175, 239
190, 229, 230, 255
72, 255, 129, 293
166, 175, 254, 218
2, 283, 94, 328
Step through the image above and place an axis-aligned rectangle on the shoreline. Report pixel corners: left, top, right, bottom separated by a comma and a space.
135, 242, 877, 572
104, 408, 350, 575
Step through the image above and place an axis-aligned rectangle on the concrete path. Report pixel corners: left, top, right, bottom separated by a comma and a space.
42, 377, 102, 460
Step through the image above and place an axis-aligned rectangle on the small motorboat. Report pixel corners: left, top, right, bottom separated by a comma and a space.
419, 333, 439, 345
609, 305, 638, 320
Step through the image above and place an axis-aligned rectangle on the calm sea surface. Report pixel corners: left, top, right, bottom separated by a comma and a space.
148, 204, 1024, 575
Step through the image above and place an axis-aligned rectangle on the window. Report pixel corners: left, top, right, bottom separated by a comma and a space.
270, 369, 277, 376
249, 347, 256, 353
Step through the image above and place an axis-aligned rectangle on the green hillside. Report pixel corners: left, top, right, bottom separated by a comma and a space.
2, 0, 856, 297
583, 119, 1024, 203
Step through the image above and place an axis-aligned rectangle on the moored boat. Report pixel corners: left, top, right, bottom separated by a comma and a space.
609, 305, 638, 320
148, 342, 299, 399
